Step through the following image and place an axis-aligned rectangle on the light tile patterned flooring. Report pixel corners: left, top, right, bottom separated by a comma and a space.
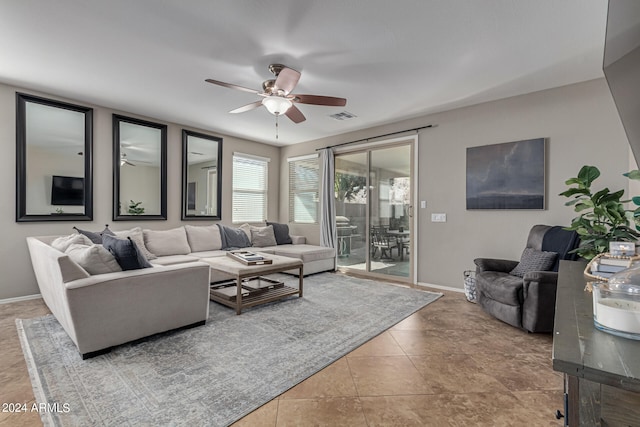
0, 284, 563, 426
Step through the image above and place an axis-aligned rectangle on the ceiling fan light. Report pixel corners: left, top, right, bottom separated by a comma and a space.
262, 96, 292, 115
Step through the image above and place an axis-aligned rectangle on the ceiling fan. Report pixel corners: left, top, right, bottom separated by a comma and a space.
120, 152, 136, 167
120, 152, 153, 167
205, 64, 347, 124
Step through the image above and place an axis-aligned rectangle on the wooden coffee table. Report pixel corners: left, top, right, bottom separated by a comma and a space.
201, 253, 303, 314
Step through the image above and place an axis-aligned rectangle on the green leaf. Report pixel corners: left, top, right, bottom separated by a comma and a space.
624, 169, 640, 180
564, 177, 583, 186
559, 188, 589, 198
577, 165, 600, 186
599, 189, 624, 204
574, 203, 591, 212
592, 224, 607, 234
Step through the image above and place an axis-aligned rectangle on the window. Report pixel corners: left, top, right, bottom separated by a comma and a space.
233, 153, 269, 222
288, 154, 319, 223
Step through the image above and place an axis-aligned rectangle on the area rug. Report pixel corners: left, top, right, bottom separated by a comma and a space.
17, 273, 442, 427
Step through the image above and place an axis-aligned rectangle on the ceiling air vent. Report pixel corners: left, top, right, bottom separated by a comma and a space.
329, 111, 357, 121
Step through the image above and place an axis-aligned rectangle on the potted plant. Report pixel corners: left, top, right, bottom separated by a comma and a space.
127, 200, 145, 215
560, 165, 640, 260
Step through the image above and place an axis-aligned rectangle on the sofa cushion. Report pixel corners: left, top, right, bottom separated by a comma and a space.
509, 248, 557, 278
253, 247, 276, 255
189, 250, 227, 259
144, 227, 191, 256
266, 221, 293, 245
73, 224, 114, 244
251, 225, 277, 247
151, 255, 201, 266
113, 227, 157, 260
103, 234, 153, 271
185, 225, 222, 252
65, 243, 122, 275
51, 234, 92, 252
274, 244, 335, 263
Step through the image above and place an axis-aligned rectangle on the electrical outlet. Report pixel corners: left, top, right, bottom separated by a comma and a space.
431, 213, 447, 222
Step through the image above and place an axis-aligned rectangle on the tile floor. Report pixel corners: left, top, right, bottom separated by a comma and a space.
0, 285, 563, 427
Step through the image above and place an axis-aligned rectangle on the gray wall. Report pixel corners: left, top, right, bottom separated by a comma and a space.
280, 78, 632, 289
1, 78, 633, 299
0, 82, 280, 300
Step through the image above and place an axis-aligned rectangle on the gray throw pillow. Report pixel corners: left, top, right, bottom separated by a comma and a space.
510, 247, 558, 278
218, 224, 252, 250
73, 224, 114, 244
266, 221, 292, 245
251, 225, 277, 247
102, 234, 153, 271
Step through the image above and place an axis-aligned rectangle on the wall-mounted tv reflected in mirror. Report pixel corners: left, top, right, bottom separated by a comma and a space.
51, 175, 84, 206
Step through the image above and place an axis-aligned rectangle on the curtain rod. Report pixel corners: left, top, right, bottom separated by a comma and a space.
315, 124, 434, 151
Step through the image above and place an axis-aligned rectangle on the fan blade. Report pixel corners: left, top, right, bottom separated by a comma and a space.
229, 100, 263, 114
293, 94, 347, 107
285, 105, 306, 123
205, 79, 260, 95
274, 67, 300, 95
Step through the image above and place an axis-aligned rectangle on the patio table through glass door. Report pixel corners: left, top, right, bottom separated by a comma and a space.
334, 142, 413, 281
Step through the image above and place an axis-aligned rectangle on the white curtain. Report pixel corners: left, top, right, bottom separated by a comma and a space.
319, 148, 336, 252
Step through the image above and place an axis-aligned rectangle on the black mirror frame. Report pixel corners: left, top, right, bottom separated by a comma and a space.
112, 114, 167, 221
16, 93, 93, 222
181, 130, 223, 220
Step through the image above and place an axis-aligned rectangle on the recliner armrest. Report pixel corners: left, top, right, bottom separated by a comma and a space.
474, 258, 518, 273
522, 270, 558, 298
523, 270, 558, 283
521, 270, 560, 333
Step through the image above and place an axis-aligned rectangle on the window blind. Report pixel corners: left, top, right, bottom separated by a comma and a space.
288, 155, 319, 223
233, 153, 268, 222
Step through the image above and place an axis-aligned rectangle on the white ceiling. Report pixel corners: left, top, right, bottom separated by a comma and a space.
0, 1, 608, 147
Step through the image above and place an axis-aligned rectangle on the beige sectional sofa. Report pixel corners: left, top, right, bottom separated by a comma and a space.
26, 235, 211, 359
150, 224, 336, 282
26, 224, 335, 358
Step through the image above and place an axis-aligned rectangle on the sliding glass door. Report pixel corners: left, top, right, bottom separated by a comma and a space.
335, 141, 413, 282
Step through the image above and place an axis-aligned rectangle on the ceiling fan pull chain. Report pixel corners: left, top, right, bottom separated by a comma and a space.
275, 114, 279, 140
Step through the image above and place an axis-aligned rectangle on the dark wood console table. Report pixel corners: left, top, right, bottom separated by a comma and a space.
553, 260, 640, 426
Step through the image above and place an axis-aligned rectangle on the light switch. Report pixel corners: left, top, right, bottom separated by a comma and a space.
420, 200, 426, 209
431, 213, 447, 222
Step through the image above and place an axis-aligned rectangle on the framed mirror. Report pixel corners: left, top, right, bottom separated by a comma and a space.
16, 93, 93, 222
113, 114, 167, 220
182, 130, 222, 220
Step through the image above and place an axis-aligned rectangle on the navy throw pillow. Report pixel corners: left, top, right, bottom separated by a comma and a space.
266, 221, 292, 245
102, 234, 152, 271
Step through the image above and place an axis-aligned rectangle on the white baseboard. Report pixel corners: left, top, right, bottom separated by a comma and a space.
416, 282, 464, 294
0, 294, 42, 305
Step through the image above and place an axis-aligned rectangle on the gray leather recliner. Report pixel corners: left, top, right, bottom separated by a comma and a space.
474, 225, 580, 333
